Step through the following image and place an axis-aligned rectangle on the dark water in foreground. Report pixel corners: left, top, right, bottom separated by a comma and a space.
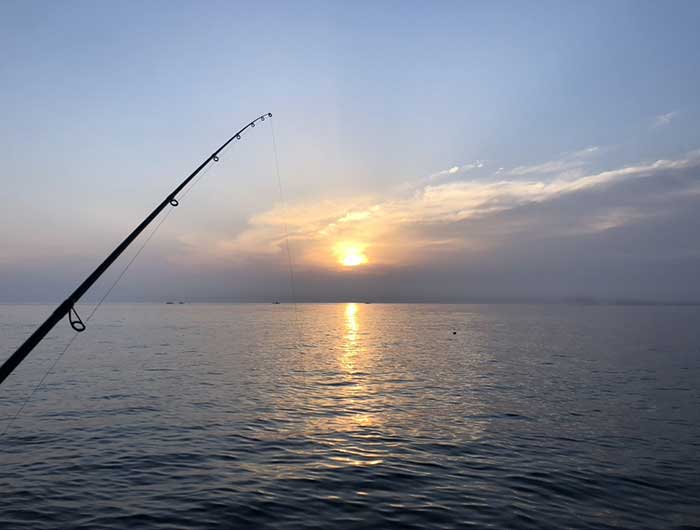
1, 303, 699, 529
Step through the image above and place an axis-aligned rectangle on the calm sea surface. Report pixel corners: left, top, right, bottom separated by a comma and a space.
1, 303, 699, 529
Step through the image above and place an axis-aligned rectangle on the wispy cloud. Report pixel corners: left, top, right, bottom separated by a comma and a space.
428, 160, 485, 180
654, 111, 678, 127
195, 148, 700, 271
507, 146, 599, 177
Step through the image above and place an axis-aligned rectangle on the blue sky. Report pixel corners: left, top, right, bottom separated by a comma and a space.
1, 1, 700, 302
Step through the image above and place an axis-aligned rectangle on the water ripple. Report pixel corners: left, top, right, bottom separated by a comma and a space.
1, 303, 699, 529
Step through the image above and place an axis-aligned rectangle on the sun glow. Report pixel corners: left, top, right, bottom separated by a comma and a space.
341, 252, 367, 267
335, 242, 368, 267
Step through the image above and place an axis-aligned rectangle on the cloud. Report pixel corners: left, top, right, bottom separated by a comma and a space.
428, 160, 485, 180
190, 149, 700, 274
653, 111, 678, 127
507, 146, 599, 177
4, 147, 700, 303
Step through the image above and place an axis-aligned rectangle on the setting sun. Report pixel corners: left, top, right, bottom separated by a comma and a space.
341, 252, 367, 267
334, 242, 368, 267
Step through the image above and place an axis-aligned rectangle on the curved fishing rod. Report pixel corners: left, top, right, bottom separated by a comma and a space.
0, 112, 272, 387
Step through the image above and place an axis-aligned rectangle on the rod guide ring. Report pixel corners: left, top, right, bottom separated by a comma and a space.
68, 305, 86, 332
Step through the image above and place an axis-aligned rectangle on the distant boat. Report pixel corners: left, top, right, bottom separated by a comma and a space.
178, 301, 185, 304
166, 301, 174, 305
273, 301, 281, 304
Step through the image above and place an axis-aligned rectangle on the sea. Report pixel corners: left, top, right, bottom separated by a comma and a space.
1, 303, 699, 529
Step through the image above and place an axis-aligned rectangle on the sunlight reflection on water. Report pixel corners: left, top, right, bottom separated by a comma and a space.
1, 303, 699, 529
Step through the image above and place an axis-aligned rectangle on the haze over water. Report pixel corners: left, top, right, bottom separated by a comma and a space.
1, 303, 698, 529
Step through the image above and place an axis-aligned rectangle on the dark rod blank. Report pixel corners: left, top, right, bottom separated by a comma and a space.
0, 113, 272, 386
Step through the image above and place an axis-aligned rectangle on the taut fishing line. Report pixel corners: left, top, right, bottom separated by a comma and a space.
269, 117, 305, 400
1, 113, 270, 390
1, 130, 239, 436
270, 118, 301, 338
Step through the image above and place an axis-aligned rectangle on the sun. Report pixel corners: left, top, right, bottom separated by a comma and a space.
342, 252, 367, 267
334, 242, 368, 267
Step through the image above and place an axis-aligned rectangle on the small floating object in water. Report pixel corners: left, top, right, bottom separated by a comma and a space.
452, 331, 457, 335
273, 301, 281, 304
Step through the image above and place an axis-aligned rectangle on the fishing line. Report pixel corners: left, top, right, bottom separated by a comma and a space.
1, 329, 80, 437
269, 117, 306, 409
1, 113, 269, 390
1, 208, 172, 437
1, 141, 234, 436
270, 118, 302, 342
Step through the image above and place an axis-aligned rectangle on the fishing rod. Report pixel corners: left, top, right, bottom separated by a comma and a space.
0, 112, 272, 387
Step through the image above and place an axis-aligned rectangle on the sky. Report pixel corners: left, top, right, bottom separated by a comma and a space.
1, 0, 700, 303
